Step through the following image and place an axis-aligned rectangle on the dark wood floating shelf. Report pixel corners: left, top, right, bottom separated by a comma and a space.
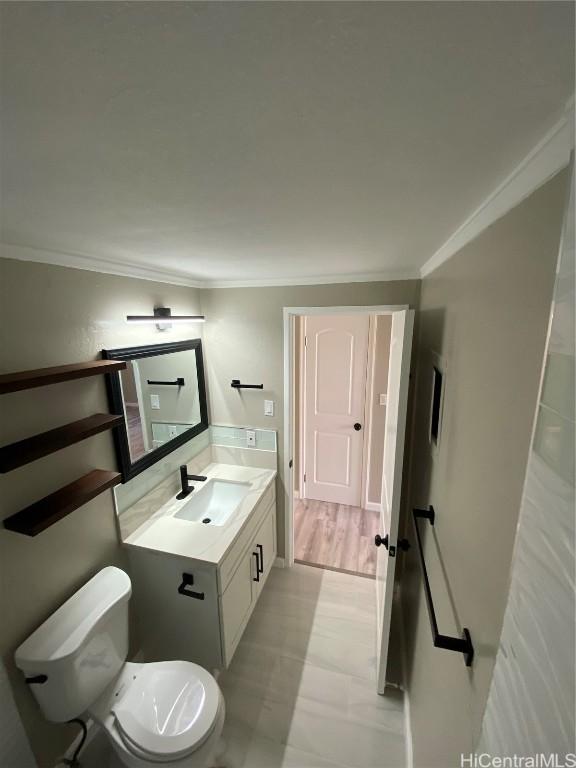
3, 469, 122, 536
0, 413, 125, 473
0, 360, 126, 394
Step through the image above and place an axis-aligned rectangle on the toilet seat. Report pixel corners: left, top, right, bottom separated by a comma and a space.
109, 661, 221, 763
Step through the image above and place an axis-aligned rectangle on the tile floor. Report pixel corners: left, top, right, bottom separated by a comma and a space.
218, 563, 406, 768
73, 564, 406, 768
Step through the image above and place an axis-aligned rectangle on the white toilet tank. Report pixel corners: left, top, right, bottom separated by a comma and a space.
15, 566, 132, 723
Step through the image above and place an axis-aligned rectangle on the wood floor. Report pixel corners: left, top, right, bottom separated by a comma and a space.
294, 498, 380, 578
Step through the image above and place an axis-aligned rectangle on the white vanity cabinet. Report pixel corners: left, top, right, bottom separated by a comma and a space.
127, 479, 276, 670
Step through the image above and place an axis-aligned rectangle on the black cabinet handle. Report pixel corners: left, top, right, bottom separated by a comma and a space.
354, 422, 362, 431
256, 544, 264, 574
252, 552, 261, 582
177, 573, 205, 600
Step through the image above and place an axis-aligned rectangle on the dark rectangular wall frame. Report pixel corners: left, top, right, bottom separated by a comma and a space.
102, 339, 209, 482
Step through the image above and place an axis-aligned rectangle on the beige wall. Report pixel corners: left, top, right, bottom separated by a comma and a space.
401, 171, 568, 766
200, 281, 420, 558
0, 258, 203, 767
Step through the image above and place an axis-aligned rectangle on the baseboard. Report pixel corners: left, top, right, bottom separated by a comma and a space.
274, 556, 285, 568
294, 558, 375, 580
399, 607, 414, 768
365, 501, 382, 513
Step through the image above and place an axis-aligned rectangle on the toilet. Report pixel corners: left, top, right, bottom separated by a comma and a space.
14, 566, 225, 768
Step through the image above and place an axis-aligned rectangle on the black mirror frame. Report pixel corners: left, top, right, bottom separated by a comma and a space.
102, 339, 209, 482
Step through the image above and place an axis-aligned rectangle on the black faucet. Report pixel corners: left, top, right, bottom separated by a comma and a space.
176, 465, 207, 499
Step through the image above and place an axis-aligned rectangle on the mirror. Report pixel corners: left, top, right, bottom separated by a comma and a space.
102, 339, 208, 481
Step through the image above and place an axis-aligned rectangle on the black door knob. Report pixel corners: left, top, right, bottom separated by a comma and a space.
354, 422, 362, 431
375, 534, 389, 549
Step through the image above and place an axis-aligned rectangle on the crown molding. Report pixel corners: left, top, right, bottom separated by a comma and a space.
0, 242, 205, 288
202, 270, 420, 288
420, 100, 575, 278
0, 241, 419, 288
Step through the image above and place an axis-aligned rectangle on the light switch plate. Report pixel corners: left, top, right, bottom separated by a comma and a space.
151, 394, 160, 410
264, 399, 274, 417
168, 425, 178, 438
246, 430, 256, 447
379, 394, 388, 406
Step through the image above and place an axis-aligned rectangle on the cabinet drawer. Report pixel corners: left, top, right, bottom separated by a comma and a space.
219, 481, 276, 593
221, 551, 256, 665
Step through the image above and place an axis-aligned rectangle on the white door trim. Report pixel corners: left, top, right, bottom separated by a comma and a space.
282, 304, 410, 567
362, 315, 377, 510
300, 317, 307, 498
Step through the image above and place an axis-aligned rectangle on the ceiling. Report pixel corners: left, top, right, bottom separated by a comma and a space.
0, 2, 574, 286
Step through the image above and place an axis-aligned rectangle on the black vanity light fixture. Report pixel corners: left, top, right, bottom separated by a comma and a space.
126, 307, 205, 331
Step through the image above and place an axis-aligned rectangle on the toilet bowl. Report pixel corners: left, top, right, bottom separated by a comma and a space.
90, 661, 225, 768
14, 567, 224, 768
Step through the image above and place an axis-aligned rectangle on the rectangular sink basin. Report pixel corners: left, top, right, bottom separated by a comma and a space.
174, 479, 251, 526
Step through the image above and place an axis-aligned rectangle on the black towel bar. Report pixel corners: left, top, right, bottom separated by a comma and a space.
231, 379, 263, 390
147, 377, 185, 386
413, 506, 474, 667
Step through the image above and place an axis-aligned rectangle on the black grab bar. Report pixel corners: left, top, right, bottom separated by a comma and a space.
412, 506, 474, 667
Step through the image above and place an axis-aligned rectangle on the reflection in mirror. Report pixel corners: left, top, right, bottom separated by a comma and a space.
120, 350, 202, 461
103, 339, 208, 481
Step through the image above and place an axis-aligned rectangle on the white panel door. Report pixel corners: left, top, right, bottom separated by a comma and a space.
304, 314, 369, 506
376, 309, 414, 693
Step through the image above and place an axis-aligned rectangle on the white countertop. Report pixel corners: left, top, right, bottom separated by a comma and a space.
124, 463, 276, 565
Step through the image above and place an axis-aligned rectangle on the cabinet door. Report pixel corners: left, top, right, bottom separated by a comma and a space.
221, 549, 258, 666
252, 505, 277, 599
128, 549, 222, 669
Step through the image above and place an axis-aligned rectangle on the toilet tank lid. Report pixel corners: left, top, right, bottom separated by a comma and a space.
15, 567, 131, 667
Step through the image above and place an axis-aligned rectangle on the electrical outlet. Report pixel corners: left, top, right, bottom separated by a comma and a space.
379, 394, 388, 406
150, 394, 160, 410
264, 399, 274, 417
246, 430, 256, 447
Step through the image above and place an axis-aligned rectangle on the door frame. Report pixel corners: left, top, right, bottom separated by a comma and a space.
282, 305, 409, 567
